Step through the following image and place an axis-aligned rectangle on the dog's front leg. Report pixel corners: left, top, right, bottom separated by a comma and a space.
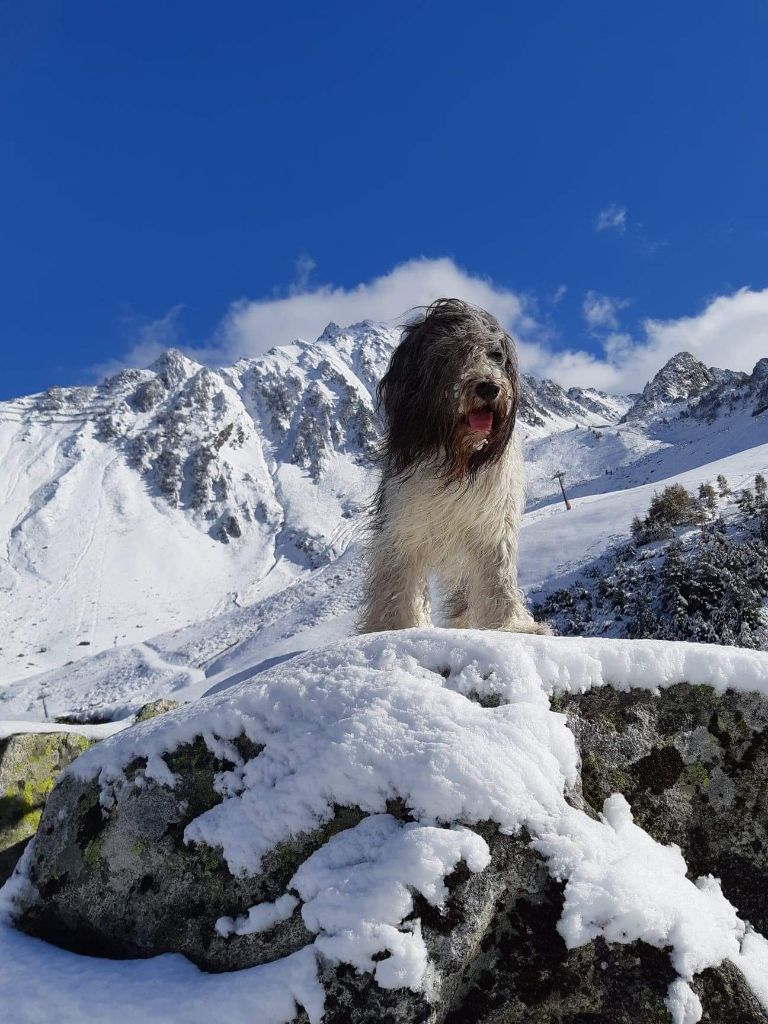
358, 541, 430, 633
469, 538, 551, 635
443, 584, 470, 629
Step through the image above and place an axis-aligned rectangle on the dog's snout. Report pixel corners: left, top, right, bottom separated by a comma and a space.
475, 381, 500, 402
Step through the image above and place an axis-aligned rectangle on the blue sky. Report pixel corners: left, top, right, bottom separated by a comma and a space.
2, 1, 768, 398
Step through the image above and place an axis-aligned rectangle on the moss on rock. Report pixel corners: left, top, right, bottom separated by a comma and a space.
0, 731, 93, 883
134, 699, 181, 722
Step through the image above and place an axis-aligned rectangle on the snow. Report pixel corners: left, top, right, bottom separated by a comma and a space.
536, 794, 743, 983
528, 396, 768, 507
0, 326, 389, 688
4, 318, 768, 724
0, 851, 324, 1024
5, 428, 768, 728
666, 978, 703, 1024
4, 630, 768, 1022
0, 394, 282, 684
216, 893, 299, 939
732, 929, 768, 1009
291, 815, 490, 991
520, 438, 768, 593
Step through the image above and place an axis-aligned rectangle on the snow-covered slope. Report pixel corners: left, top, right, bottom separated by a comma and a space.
2, 319, 768, 704
0, 323, 629, 686
0, 324, 393, 684
526, 353, 768, 506
5, 437, 768, 724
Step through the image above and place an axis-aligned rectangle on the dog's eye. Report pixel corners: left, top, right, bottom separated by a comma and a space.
489, 350, 504, 364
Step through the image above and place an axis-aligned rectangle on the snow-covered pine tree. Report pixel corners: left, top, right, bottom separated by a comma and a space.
698, 481, 718, 514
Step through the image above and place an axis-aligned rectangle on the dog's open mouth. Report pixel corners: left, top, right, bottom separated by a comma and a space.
467, 407, 494, 433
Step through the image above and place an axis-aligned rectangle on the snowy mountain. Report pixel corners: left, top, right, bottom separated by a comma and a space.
2, 318, 768, 708
526, 351, 768, 508
0, 322, 631, 687
0, 323, 395, 686
622, 351, 715, 421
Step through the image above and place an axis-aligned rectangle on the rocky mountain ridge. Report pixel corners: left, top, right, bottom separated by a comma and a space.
622, 351, 716, 421
622, 351, 768, 424
2, 320, 631, 557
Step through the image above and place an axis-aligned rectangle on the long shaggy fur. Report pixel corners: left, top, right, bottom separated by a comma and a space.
359, 297, 549, 635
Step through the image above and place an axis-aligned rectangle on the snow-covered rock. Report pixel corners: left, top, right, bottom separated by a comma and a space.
4, 630, 768, 1023
623, 352, 715, 421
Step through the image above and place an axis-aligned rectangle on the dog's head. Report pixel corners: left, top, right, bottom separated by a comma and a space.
377, 297, 519, 481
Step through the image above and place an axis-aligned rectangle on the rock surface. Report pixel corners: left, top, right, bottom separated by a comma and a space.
0, 731, 93, 884
0, 703, 178, 885
134, 698, 182, 722
20, 765, 761, 1024
558, 682, 768, 938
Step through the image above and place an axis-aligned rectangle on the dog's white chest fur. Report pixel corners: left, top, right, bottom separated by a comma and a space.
360, 433, 547, 635
381, 435, 523, 564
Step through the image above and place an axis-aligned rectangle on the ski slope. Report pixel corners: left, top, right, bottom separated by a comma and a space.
3, 437, 767, 724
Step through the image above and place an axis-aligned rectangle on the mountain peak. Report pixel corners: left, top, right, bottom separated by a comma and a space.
148, 347, 200, 387
623, 351, 714, 421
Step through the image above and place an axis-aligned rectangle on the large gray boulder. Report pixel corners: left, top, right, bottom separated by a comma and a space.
0, 701, 180, 886
6, 632, 768, 1023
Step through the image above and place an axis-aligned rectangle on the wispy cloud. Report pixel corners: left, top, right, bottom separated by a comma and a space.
88, 305, 189, 381
291, 253, 317, 294
552, 284, 568, 305
595, 204, 627, 233
582, 291, 630, 331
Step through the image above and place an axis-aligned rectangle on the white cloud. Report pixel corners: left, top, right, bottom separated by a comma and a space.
218, 256, 537, 360
534, 286, 768, 393
595, 204, 627, 233
634, 286, 768, 383
552, 284, 568, 305
582, 292, 630, 331
96, 259, 768, 400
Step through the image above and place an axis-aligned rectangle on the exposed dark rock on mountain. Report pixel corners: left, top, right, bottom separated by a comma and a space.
623, 352, 715, 421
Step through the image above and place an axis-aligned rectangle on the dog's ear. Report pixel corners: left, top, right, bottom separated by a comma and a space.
377, 317, 425, 419
505, 333, 519, 430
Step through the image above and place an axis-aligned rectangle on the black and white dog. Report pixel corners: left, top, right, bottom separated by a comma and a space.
359, 297, 548, 635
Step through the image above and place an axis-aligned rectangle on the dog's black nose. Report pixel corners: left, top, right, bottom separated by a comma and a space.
475, 381, 500, 402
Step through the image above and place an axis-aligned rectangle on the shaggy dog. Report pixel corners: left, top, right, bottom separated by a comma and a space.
359, 297, 549, 635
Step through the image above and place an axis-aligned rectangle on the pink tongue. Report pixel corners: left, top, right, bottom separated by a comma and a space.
468, 410, 493, 432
